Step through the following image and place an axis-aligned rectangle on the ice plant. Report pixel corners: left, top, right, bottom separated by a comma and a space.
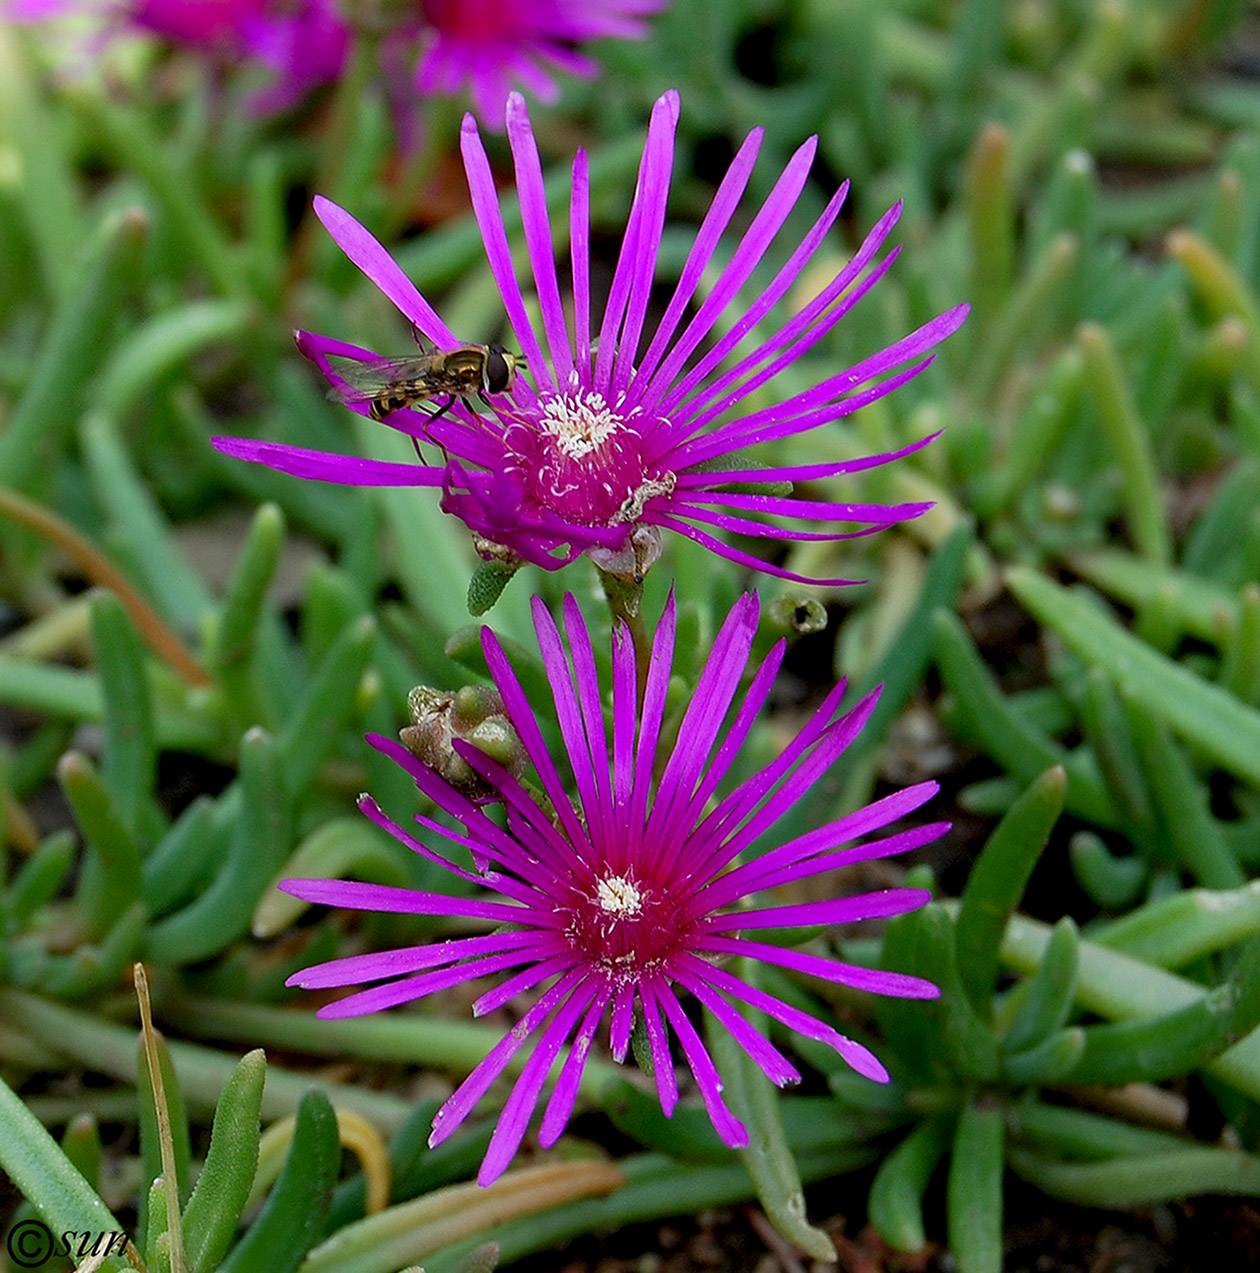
413, 0, 666, 123
3, 0, 269, 48
214, 90, 968, 585
4, 0, 350, 105
7, 0, 660, 119
280, 591, 944, 1185
249, 0, 664, 121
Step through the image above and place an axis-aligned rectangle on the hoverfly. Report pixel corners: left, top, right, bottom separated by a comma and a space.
328, 340, 521, 425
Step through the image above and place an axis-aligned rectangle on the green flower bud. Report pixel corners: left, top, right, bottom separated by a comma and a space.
399, 684, 527, 800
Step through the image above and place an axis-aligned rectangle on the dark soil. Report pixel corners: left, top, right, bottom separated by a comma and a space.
511, 1185, 1260, 1273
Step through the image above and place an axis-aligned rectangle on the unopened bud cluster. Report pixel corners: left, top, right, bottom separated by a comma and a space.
399, 684, 527, 800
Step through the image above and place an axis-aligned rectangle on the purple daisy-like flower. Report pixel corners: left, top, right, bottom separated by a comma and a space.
241, 0, 349, 113
413, 0, 665, 124
9, 0, 658, 121
281, 591, 944, 1184
5, 0, 267, 48
5, 0, 350, 108
214, 90, 967, 585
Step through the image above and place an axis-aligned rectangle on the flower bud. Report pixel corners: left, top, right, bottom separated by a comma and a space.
399, 684, 526, 800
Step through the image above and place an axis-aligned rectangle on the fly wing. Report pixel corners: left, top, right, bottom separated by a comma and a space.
324, 353, 441, 406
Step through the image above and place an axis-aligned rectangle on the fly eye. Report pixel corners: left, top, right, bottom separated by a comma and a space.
485, 347, 513, 394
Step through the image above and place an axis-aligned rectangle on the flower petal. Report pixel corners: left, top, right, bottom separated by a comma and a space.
314, 197, 457, 346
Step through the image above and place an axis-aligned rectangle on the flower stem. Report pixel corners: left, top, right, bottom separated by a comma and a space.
0, 486, 211, 689
597, 569, 652, 704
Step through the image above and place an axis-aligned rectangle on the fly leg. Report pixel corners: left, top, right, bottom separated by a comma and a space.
407, 395, 458, 463
423, 395, 459, 427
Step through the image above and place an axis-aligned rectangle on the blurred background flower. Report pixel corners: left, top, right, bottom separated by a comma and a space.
4, 0, 664, 124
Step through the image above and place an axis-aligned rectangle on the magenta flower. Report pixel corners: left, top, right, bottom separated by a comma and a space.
214, 90, 967, 585
248, 0, 662, 122
414, 0, 665, 123
280, 591, 943, 1185
5, 0, 265, 47
4, 0, 349, 99
121, 0, 260, 45
7, 0, 654, 120
242, 0, 349, 113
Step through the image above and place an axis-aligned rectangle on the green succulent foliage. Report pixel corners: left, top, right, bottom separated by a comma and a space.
861, 764, 1260, 1269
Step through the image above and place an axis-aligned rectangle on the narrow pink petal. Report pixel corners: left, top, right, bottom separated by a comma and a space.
478, 977, 599, 1184
539, 986, 612, 1147
647, 515, 868, 586
313, 197, 457, 347
288, 930, 545, 989
458, 750, 585, 888
449, 744, 581, 881
278, 877, 524, 924
671, 430, 941, 487
638, 976, 679, 1116
702, 888, 933, 933
211, 437, 441, 488
662, 199, 896, 428
294, 329, 383, 423
626, 127, 764, 407
647, 593, 759, 839
459, 108, 552, 390
571, 148, 592, 375
298, 327, 486, 443
609, 982, 635, 1062
702, 937, 940, 1000
681, 355, 941, 465
670, 206, 902, 424
689, 958, 891, 1082
561, 594, 615, 844
315, 947, 540, 1018
693, 688, 878, 847
412, 809, 502, 866
688, 680, 857, 862
610, 94, 679, 401
595, 90, 680, 397
529, 597, 605, 833
507, 92, 573, 383
665, 638, 783, 842
706, 782, 943, 903
629, 589, 676, 830
687, 304, 969, 458
610, 621, 637, 821
636, 135, 817, 411
681, 491, 925, 522
707, 825, 950, 917
730, 780, 941, 881
671, 250, 899, 439
662, 501, 925, 542
356, 796, 484, 886
655, 980, 747, 1146
430, 969, 585, 1149
481, 627, 590, 849
673, 966, 801, 1087
472, 951, 576, 1017
361, 741, 557, 885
